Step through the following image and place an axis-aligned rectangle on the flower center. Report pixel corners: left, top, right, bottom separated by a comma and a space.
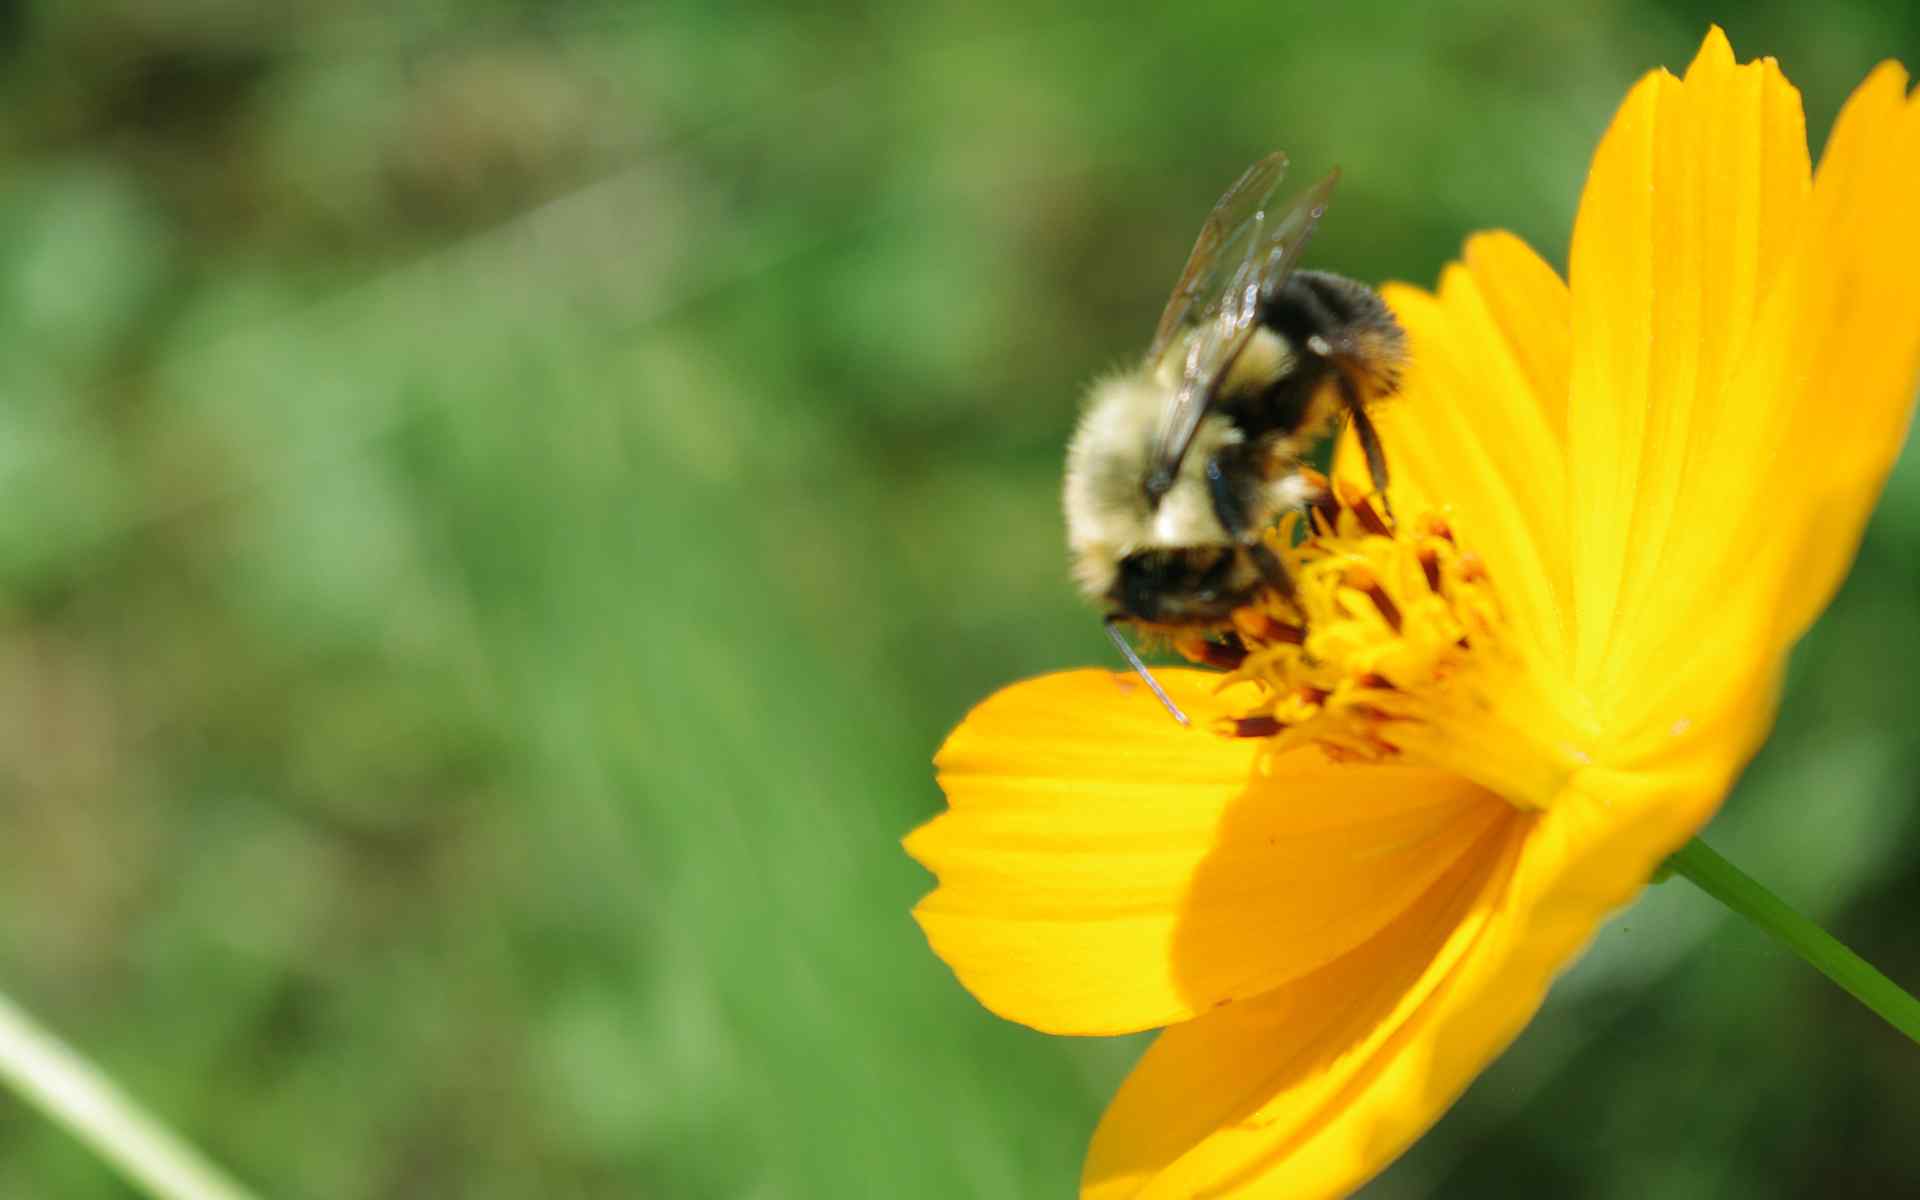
1178, 475, 1588, 810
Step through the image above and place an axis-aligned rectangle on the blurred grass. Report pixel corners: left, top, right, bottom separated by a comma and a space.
0, 2, 1915, 1197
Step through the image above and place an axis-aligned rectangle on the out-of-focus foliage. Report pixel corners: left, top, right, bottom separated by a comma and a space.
0, 2, 1915, 1196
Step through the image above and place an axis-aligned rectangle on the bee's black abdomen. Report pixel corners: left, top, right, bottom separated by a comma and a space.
1223, 367, 1316, 443
1230, 270, 1406, 447
1262, 270, 1396, 351
1273, 271, 1405, 388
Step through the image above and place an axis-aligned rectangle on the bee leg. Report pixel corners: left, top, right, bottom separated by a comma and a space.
1336, 371, 1395, 527
1206, 452, 1295, 601
1103, 617, 1190, 726
1247, 541, 1295, 601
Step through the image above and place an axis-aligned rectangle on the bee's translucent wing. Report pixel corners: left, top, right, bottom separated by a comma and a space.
1147, 152, 1290, 365
1145, 160, 1340, 493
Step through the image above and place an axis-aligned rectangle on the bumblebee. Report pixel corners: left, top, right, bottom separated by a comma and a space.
1061, 153, 1406, 718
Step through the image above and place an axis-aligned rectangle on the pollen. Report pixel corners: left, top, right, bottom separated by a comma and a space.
1191, 475, 1590, 811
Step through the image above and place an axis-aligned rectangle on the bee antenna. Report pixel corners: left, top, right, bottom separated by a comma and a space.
1103, 617, 1191, 726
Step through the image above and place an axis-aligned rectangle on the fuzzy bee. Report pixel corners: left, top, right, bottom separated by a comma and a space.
1062, 153, 1406, 719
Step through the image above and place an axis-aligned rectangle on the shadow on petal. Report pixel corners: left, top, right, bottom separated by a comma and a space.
1091, 810, 1527, 1199
1168, 754, 1510, 1014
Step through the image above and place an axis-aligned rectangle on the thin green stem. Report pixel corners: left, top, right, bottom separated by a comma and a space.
0, 988, 261, 1200
1667, 837, 1920, 1045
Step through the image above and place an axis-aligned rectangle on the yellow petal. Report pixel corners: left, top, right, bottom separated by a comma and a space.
1082, 821, 1523, 1200
908, 669, 1509, 1035
1579, 53, 1920, 741
1459, 230, 1573, 450
1757, 61, 1920, 641
1081, 674, 1769, 1199
1339, 231, 1574, 674
1563, 29, 1814, 710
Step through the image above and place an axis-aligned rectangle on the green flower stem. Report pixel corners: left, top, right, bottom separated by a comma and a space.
0, 988, 261, 1200
1667, 837, 1920, 1045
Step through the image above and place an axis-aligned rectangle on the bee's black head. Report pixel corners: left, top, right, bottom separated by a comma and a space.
1113, 546, 1250, 625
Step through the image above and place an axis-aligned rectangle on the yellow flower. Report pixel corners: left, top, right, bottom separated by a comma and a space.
906, 28, 1920, 1200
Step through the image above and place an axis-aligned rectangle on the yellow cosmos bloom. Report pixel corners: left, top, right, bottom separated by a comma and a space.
906, 28, 1920, 1200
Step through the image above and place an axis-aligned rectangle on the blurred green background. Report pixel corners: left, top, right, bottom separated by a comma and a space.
0, 2, 1916, 1196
